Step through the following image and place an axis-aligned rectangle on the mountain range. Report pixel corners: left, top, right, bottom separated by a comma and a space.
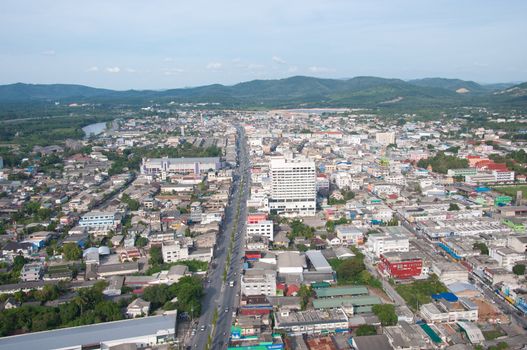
0, 76, 525, 109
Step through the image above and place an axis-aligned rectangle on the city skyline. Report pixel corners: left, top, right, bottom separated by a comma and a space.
1, 0, 526, 89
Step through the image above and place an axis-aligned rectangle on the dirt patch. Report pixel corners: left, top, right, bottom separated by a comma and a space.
472, 298, 508, 323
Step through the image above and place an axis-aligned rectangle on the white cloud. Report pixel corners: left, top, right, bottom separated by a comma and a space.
106, 66, 121, 73
163, 57, 174, 62
247, 63, 264, 70
206, 62, 222, 70
125, 68, 137, 73
164, 68, 185, 76
308, 66, 335, 73
87, 66, 99, 72
272, 55, 286, 64
41, 49, 56, 56
287, 66, 298, 73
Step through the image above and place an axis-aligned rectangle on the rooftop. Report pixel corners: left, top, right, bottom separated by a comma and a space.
0, 314, 176, 350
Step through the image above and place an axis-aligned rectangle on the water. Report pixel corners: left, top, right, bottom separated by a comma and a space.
82, 122, 106, 138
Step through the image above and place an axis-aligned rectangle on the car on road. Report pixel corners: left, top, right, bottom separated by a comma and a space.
200, 325, 206, 331
229, 280, 235, 287
225, 308, 229, 313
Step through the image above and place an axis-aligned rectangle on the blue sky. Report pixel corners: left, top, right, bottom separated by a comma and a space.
0, 0, 526, 89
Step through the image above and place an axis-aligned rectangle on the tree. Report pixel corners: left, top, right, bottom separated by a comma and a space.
135, 236, 148, 248
355, 324, 377, 336
448, 203, 460, 211
473, 242, 489, 255
298, 285, 311, 310
63, 243, 82, 261
372, 304, 397, 326
513, 264, 525, 276
336, 258, 365, 283
149, 246, 163, 265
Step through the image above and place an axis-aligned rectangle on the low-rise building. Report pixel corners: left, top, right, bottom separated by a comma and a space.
273, 308, 349, 335
379, 252, 423, 280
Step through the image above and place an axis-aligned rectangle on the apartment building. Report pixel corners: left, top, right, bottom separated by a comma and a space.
162, 241, 189, 263
268, 157, 316, 217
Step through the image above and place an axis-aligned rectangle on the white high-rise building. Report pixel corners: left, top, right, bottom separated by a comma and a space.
269, 157, 316, 217
375, 132, 396, 146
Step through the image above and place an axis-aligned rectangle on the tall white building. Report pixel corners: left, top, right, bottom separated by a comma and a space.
269, 157, 316, 217
375, 132, 396, 146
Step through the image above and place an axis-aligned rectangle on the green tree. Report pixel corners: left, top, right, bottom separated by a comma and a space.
513, 264, 525, 276
149, 246, 163, 265
473, 242, 489, 255
135, 236, 148, 248
448, 203, 460, 211
372, 304, 398, 326
355, 324, 377, 336
297, 285, 312, 310
62, 243, 82, 261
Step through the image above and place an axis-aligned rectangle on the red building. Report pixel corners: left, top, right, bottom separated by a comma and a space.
245, 251, 262, 260
379, 252, 422, 279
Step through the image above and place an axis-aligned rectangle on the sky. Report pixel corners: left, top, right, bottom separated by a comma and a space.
0, 0, 526, 90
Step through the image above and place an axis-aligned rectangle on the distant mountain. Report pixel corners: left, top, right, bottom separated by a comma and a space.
0, 83, 113, 102
0, 76, 525, 109
408, 78, 487, 94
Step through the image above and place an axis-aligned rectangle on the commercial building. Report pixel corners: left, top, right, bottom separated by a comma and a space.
0, 314, 177, 350
246, 214, 274, 241
489, 247, 526, 271
420, 297, 478, 323
379, 252, 423, 280
365, 231, 409, 259
79, 211, 120, 236
268, 157, 316, 217
141, 157, 222, 175
241, 268, 277, 296
273, 308, 349, 335
305, 250, 333, 274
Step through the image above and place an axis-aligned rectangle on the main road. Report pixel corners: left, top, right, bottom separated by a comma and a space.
190, 125, 251, 350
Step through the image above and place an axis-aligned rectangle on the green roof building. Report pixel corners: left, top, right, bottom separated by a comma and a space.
312, 295, 381, 313
314, 286, 368, 298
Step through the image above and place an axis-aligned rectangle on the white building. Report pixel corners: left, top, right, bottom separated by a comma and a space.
335, 225, 364, 246
79, 211, 120, 236
365, 231, 409, 259
241, 268, 277, 296
420, 298, 478, 323
490, 247, 525, 271
375, 132, 396, 146
141, 157, 222, 176
269, 157, 316, 217
162, 241, 189, 263
246, 220, 274, 241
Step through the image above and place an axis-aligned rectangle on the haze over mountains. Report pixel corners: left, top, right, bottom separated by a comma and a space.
0, 76, 525, 109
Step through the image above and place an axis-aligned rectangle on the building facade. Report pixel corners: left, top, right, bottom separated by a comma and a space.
269, 157, 316, 217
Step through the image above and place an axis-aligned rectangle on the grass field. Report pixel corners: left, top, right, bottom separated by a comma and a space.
493, 185, 527, 198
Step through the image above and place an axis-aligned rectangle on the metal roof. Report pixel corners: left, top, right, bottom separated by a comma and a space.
315, 286, 369, 298
312, 295, 381, 309
0, 314, 176, 350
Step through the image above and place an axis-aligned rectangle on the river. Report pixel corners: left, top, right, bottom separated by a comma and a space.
82, 122, 106, 138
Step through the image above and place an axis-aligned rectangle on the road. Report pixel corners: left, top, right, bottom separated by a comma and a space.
190, 125, 250, 350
